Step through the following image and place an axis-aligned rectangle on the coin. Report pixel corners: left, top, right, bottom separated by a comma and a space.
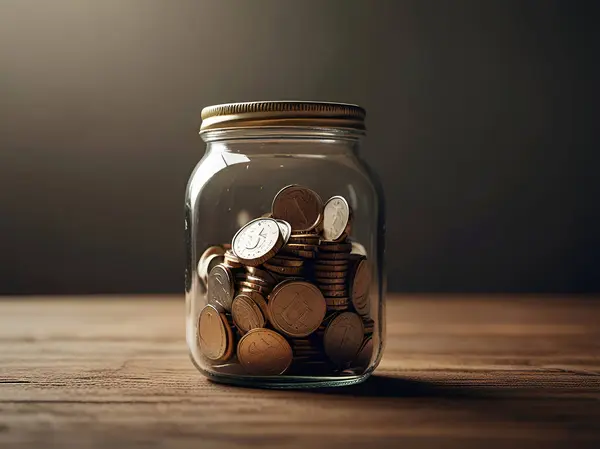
275, 219, 292, 245
224, 249, 243, 268
268, 256, 304, 267
314, 263, 349, 272
350, 240, 367, 257
319, 242, 352, 253
237, 328, 293, 375
279, 248, 316, 259
314, 270, 347, 279
322, 196, 352, 242
245, 266, 277, 284
197, 246, 226, 282
207, 264, 235, 312
245, 274, 273, 287
350, 257, 371, 316
283, 243, 319, 252
272, 185, 323, 231
268, 281, 326, 337
231, 294, 266, 334
324, 312, 364, 364
232, 218, 283, 266
312, 258, 350, 266
319, 283, 348, 291
353, 336, 373, 368
316, 251, 351, 260
238, 280, 272, 295
197, 305, 233, 361
325, 297, 350, 306
288, 234, 320, 245
315, 277, 347, 284
263, 263, 304, 275
323, 290, 349, 298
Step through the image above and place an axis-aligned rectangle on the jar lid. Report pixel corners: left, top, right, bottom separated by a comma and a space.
200, 101, 366, 133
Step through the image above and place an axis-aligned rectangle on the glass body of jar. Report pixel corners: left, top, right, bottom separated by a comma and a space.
185, 102, 385, 388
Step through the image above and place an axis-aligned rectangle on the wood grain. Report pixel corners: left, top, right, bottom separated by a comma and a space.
1, 295, 599, 449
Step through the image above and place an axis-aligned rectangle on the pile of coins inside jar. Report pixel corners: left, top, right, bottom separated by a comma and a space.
196, 185, 374, 376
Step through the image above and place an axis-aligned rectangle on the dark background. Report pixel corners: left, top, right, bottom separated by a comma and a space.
0, 0, 598, 295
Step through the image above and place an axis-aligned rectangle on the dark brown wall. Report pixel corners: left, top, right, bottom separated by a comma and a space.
1, 0, 598, 294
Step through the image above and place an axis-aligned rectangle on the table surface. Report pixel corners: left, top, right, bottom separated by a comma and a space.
1, 295, 599, 449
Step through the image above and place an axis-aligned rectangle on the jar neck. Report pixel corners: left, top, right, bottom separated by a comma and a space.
201, 127, 364, 156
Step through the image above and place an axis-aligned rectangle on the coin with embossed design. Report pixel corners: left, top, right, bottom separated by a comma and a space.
232, 218, 283, 266
323, 311, 364, 364
207, 264, 235, 312
275, 219, 292, 245
322, 196, 352, 242
268, 281, 326, 337
231, 294, 266, 334
237, 328, 293, 375
272, 185, 323, 232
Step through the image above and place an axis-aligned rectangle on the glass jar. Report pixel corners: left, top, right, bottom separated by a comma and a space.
185, 101, 385, 388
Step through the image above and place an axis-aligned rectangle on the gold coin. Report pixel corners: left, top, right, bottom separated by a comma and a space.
268, 256, 304, 267
239, 290, 270, 322
350, 257, 371, 316
315, 277, 347, 285
323, 312, 364, 364
238, 281, 272, 295
245, 266, 277, 284
314, 263, 349, 272
263, 263, 304, 275
197, 305, 233, 361
232, 218, 284, 266
322, 196, 352, 242
316, 251, 351, 260
207, 264, 235, 312
237, 328, 293, 375
319, 242, 352, 253
231, 294, 266, 334
314, 271, 347, 279
319, 283, 348, 291
279, 248, 316, 259
272, 185, 323, 232
268, 280, 326, 337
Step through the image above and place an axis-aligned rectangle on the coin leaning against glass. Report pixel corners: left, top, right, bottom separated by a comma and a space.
324, 311, 364, 365
237, 328, 293, 375
350, 256, 371, 316
232, 217, 284, 266
207, 264, 235, 312
268, 280, 327, 338
322, 196, 352, 242
197, 304, 234, 361
272, 185, 323, 232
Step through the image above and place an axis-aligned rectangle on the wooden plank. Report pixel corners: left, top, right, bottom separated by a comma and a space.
0, 295, 599, 448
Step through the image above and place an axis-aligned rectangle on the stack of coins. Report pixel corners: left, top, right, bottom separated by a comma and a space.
196, 185, 374, 377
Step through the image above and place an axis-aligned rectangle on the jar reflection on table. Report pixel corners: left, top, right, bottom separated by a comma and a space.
185, 101, 386, 388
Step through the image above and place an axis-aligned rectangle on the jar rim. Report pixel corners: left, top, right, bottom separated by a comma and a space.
200, 101, 366, 134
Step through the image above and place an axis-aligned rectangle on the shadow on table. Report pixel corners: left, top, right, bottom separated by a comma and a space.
312, 375, 497, 399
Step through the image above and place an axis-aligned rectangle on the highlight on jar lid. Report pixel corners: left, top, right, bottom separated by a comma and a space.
199, 101, 366, 133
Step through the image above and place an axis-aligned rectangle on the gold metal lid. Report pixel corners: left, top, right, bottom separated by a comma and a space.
200, 101, 366, 133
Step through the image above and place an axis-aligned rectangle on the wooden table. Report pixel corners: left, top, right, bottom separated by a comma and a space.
1, 295, 599, 448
